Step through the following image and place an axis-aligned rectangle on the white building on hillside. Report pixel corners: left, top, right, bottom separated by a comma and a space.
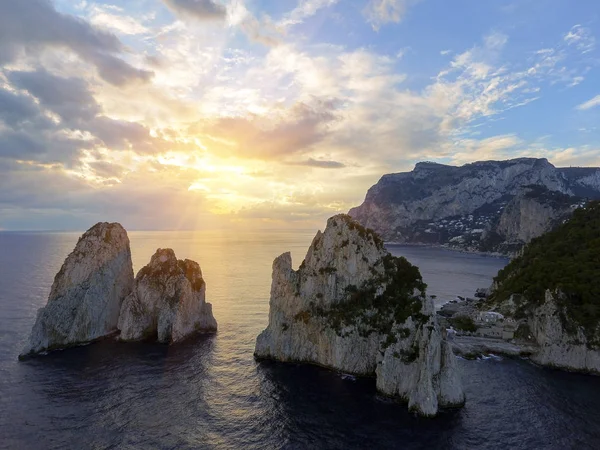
477, 311, 504, 324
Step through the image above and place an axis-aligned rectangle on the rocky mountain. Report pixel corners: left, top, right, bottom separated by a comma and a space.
485, 202, 600, 372
349, 158, 600, 254
118, 248, 217, 343
20, 223, 134, 358
254, 214, 464, 416
20, 224, 217, 358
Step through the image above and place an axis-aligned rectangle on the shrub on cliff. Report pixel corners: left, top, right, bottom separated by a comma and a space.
491, 201, 600, 338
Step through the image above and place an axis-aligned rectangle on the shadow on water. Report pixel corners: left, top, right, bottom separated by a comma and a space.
254, 359, 464, 449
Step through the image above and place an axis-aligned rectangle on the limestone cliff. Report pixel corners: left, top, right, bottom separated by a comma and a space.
255, 214, 464, 416
118, 248, 217, 343
20, 223, 134, 358
349, 158, 599, 254
485, 202, 600, 372
529, 290, 600, 373
491, 186, 576, 253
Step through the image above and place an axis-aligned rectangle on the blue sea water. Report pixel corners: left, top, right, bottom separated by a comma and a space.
1, 230, 600, 449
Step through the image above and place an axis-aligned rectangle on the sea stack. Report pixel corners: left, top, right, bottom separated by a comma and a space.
20, 222, 134, 358
255, 214, 464, 416
118, 248, 217, 343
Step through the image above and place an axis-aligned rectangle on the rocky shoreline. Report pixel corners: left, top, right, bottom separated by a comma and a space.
450, 336, 537, 359
384, 241, 510, 259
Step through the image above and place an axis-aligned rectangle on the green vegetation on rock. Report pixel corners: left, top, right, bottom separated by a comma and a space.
333, 214, 385, 250
300, 254, 427, 340
449, 316, 477, 333
490, 201, 600, 339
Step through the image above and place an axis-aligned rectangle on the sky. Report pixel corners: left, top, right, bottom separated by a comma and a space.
0, 0, 599, 231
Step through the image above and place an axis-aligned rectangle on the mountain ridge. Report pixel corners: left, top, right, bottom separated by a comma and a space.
349, 158, 600, 254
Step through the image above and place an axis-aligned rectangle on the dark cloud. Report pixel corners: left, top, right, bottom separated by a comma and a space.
8, 69, 101, 121
0, 131, 46, 158
90, 116, 155, 153
161, 0, 227, 20
0, 128, 94, 165
0, 87, 51, 128
0, 68, 164, 169
89, 52, 153, 86
287, 158, 346, 169
0, 0, 152, 86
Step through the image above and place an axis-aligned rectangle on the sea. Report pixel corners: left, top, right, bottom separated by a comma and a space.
1, 230, 600, 449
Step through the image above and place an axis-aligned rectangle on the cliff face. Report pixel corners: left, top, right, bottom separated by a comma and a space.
118, 248, 217, 343
493, 187, 575, 252
485, 202, 600, 372
20, 223, 134, 357
349, 158, 599, 254
529, 291, 600, 373
255, 214, 464, 416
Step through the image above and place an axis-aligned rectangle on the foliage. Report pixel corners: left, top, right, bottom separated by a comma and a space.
307, 254, 428, 340
491, 201, 600, 339
318, 267, 337, 275
449, 316, 477, 333
333, 214, 385, 250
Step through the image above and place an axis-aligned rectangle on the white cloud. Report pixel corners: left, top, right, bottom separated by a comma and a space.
564, 24, 596, 54
3, 2, 599, 229
279, 0, 339, 28
576, 95, 600, 111
88, 6, 149, 35
364, 0, 421, 30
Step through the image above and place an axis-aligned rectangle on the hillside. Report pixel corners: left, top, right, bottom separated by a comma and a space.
349, 158, 600, 254
490, 201, 600, 342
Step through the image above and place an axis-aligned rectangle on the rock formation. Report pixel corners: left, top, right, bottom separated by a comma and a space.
20, 223, 134, 358
492, 186, 575, 253
485, 202, 600, 372
255, 214, 464, 416
349, 158, 600, 254
118, 248, 217, 343
529, 290, 600, 373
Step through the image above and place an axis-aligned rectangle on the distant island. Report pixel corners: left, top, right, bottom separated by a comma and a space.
349, 158, 600, 255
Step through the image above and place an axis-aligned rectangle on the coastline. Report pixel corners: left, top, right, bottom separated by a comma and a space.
383, 241, 512, 259
450, 336, 537, 359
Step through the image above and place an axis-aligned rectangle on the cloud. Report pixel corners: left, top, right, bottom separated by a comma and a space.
0, 87, 52, 128
446, 134, 522, 165
161, 0, 227, 21
279, 0, 339, 27
1, 3, 598, 230
195, 100, 338, 159
88, 6, 150, 35
287, 158, 346, 169
576, 95, 600, 111
564, 24, 595, 54
0, 131, 46, 159
0, 68, 171, 170
364, 0, 421, 30
0, 0, 152, 86
8, 69, 101, 121
238, 14, 282, 47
